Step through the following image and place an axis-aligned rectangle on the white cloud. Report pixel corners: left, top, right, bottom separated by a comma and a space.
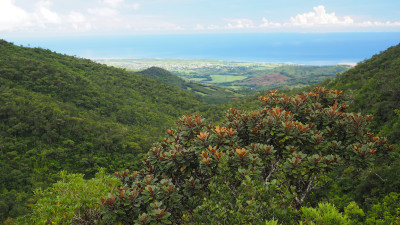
207, 24, 221, 30
99, 0, 139, 10
2, 2, 399, 35
258, 5, 400, 31
35, 1, 61, 24
289, 5, 354, 26
0, 0, 147, 34
0, 0, 30, 31
126, 20, 184, 31
361, 20, 400, 27
68, 12, 86, 23
88, 7, 118, 17
67, 11, 90, 31
102, 0, 124, 8
224, 18, 254, 29
29, 0, 62, 30
260, 17, 281, 28
194, 24, 205, 30
131, 3, 140, 10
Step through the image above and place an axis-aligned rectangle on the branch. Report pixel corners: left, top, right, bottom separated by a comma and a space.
300, 176, 316, 204
374, 172, 386, 183
264, 160, 279, 185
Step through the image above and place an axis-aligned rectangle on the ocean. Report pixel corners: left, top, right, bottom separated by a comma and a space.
7, 32, 400, 65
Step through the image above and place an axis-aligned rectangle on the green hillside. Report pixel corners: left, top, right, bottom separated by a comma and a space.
2, 39, 400, 224
138, 66, 244, 104
19, 87, 397, 224
324, 43, 400, 144
0, 40, 204, 220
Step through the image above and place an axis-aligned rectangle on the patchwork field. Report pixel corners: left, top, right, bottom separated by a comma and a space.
98, 58, 352, 90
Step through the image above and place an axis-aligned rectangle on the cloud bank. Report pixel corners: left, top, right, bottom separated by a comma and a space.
222, 5, 400, 32
290, 5, 354, 26
0, 1, 399, 34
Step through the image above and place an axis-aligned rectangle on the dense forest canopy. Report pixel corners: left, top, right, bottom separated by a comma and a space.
0, 39, 205, 221
0, 40, 399, 224
324, 43, 400, 144
17, 87, 399, 224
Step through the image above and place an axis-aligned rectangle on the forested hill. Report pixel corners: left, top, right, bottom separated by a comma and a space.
324, 43, 400, 143
138, 66, 243, 104
138, 66, 187, 87
0, 39, 204, 220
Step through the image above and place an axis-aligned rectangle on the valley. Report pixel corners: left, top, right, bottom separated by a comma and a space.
1, 40, 399, 224
97, 58, 352, 90
1, 0, 399, 223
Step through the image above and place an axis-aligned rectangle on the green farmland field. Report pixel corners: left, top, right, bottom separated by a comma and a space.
98, 58, 352, 90
210, 75, 248, 83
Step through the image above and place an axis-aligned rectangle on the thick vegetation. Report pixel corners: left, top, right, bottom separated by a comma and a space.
0, 40, 204, 221
2, 39, 400, 224
16, 169, 121, 224
324, 43, 400, 145
20, 87, 397, 224
306, 43, 400, 221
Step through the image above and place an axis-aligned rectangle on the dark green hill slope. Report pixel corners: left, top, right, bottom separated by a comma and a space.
0, 40, 203, 220
138, 66, 187, 88
325, 43, 400, 143
138, 66, 244, 104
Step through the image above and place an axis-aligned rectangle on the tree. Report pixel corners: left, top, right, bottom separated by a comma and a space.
101, 87, 395, 224
15, 169, 121, 224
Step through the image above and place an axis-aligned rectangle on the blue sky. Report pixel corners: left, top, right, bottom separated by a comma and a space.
1, 0, 400, 37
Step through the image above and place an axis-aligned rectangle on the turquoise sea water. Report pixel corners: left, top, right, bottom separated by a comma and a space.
7, 32, 400, 65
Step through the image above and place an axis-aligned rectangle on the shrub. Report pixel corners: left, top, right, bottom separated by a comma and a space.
101, 87, 395, 224
300, 202, 351, 225
366, 192, 400, 225
16, 168, 120, 224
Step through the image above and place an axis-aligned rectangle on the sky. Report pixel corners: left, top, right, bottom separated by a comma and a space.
1, 0, 400, 37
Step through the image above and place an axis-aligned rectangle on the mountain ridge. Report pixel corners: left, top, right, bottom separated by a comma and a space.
325, 42, 400, 143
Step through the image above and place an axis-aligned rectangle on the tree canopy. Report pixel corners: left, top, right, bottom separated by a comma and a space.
0, 39, 204, 221
324, 43, 400, 145
95, 87, 394, 224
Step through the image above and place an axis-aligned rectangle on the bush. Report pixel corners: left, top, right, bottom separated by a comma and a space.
366, 192, 400, 225
16, 168, 120, 224
101, 87, 395, 224
300, 202, 351, 225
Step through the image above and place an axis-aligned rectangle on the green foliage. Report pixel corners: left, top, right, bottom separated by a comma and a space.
2, 38, 399, 224
380, 109, 400, 144
344, 201, 365, 224
0, 39, 204, 221
326, 43, 400, 145
365, 192, 400, 225
100, 87, 394, 224
186, 158, 297, 224
98, 170, 181, 224
320, 44, 400, 216
15, 168, 121, 224
300, 202, 351, 225
265, 218, 279, 225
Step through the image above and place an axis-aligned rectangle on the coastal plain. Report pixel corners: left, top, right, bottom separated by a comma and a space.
98, 58, 351, 90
